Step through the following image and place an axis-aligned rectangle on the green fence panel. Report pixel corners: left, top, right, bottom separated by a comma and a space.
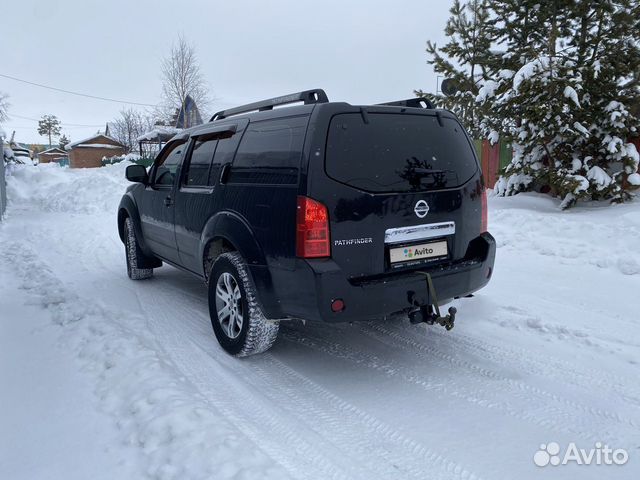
474, 139, 483, 160
499, 140, 513, 171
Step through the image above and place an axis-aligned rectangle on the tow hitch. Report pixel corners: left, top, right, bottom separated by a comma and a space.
408, 271, 457, 331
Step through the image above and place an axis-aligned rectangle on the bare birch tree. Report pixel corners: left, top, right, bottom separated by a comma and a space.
109, 108, 155, 153
160, 35, 211, 122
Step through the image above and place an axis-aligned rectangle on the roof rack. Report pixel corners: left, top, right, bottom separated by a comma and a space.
376, 97, 434, 109
210, 89, 329, 121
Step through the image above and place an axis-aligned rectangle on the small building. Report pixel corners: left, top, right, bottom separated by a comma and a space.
137, 125, 182, 160
65, 134, 126, 168
38, 147, 68, 164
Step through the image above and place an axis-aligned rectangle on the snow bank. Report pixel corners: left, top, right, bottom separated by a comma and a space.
491, 192, 640, 276
6, 162, 131, 214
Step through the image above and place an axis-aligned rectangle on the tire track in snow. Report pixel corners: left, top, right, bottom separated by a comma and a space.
135, 287, 369, 480
138, 287, 488, 480
359, 321, 640, 433
280, 326, 630, 445
0, 241, 293, 480
249, 353, 487, 480
424, 325, 640, 406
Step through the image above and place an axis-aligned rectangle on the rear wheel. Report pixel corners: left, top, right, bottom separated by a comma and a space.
208, 252, 279, 357
124, 217, 153, 280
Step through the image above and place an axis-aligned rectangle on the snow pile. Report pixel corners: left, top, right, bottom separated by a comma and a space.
6, 162, 131, 214
490, 191, 640, 276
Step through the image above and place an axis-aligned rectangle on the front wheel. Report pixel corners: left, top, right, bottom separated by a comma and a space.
124, 217, 153, 280
208, 252, 279, 357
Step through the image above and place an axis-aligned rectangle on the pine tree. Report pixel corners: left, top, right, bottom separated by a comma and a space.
37, 115, 62, 147
58, 134, 70, 149
486, 0, 640, 207
416, 0, 494, 137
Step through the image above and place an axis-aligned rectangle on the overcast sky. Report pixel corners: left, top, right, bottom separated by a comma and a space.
1, 0, 453, 144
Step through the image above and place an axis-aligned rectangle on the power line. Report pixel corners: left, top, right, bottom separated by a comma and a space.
4, 124, 100, 130
9, 113, 103, 127
0, 72, 157, 107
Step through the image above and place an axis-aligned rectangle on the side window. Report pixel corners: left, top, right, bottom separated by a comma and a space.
209, 132, 242, 185
183, 138, 218, 186
153, 141, 186, 186
229, 116, 307, 185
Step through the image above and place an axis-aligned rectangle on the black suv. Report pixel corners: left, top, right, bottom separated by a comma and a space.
118, 89, 495, 356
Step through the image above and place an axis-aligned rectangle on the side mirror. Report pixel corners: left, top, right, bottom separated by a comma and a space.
126, 164, 149, 184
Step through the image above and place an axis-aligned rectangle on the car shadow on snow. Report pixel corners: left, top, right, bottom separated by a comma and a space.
145, 265, 502, 385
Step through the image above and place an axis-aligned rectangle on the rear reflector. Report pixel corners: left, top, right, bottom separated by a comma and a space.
296, 196, 330, 258
331, 299, 345, 312
481, 188, 488, 233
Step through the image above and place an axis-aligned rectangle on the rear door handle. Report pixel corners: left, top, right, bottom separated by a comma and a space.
219, 164, 230, 184
164, 195, 173, 207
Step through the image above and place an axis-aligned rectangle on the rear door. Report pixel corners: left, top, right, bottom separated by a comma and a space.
308, 109, 483, 279
173, 120, 247, 273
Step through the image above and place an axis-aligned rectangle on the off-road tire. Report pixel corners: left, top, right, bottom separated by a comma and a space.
124, 217, 153, 280
208, 252, 279, 357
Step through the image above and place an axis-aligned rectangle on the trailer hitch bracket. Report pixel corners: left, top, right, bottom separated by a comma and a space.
410, 271, 457, 330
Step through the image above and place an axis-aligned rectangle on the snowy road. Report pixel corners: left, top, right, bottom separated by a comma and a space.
1, 163, 639, 480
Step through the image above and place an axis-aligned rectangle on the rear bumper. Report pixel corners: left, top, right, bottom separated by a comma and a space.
269, 233, 496, 323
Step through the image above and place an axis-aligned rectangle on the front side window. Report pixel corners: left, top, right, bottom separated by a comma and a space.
184, 138, 218, 186
153, 141, 186, 186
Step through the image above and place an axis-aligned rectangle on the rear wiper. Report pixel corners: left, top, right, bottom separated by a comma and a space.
412, 168, 448, 175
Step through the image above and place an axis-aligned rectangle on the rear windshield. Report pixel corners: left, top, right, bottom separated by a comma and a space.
325, 113, 477, 193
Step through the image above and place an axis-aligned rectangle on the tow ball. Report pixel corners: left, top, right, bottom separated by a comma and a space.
408, 271, 457, 331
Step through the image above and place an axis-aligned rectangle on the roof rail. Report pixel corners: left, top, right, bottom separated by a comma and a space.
376, 97, 434, 109
210, 89, 329, 121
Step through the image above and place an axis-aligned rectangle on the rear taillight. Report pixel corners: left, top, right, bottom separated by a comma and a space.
296, 196, 330, 258
481, 188, 488, 233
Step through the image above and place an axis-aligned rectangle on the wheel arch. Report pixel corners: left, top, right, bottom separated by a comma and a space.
200, 211, 283, 319
199, 210, 268, 278
117, 194, 152, 256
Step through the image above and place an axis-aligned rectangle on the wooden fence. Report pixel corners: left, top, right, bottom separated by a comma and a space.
474, 139, 513, 189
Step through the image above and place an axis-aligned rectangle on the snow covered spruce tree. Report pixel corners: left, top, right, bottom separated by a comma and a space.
485, 0, 640, 207
416, 0, 494, 138
426, 0, 640, 208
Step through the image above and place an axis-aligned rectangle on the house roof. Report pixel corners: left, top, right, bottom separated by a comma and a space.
39, 147, 67, 155
65, 134, 125, 151
137, 126, 183, 143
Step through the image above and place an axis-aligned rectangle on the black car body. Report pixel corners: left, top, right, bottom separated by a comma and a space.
118, 89, 495, 356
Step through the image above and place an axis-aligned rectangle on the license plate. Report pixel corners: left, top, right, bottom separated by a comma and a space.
389, 240, 448, 264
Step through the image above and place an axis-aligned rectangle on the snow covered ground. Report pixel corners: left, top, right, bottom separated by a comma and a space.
1, 163, 638, 480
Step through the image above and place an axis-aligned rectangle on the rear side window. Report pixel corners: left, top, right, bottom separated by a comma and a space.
229, 116, 307, 185
184, 138, 217, 186
326, 113, 478, 193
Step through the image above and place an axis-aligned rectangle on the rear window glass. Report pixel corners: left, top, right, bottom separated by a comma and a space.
229, 116, 307, 185
184, 138, 217, 186
326, 113, 477, 193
